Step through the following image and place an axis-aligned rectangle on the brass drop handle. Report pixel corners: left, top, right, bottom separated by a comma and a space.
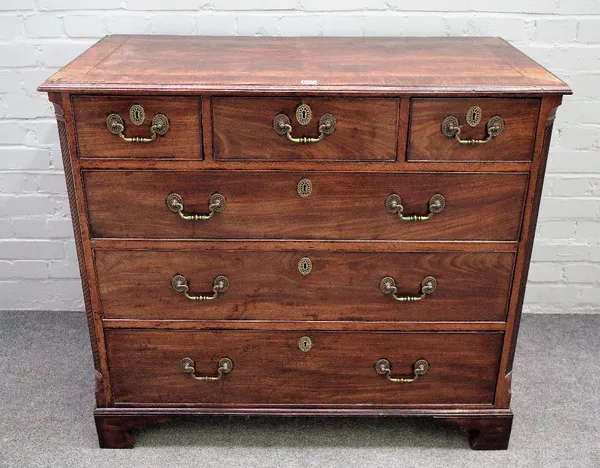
172, 274, 229, 301
166, 193, 226, 221
441, 115, 505, 144
375, 358, 429, 383
380, 276, 437, 302
106, 113, 169, 143
273, 113, 337, 144
385, 194, 445, 221
180, 357, 233, 381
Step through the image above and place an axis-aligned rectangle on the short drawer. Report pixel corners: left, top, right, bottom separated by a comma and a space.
96, 249, 515, 322
84, 171, 528, 241
106, 330, 503, 405
212, 97, 399, 161
72, 96, 202, 159
408, 98, 539, 162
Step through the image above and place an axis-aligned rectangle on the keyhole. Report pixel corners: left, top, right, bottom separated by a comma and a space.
471, 111, 477, 121
135, 109, 141, 120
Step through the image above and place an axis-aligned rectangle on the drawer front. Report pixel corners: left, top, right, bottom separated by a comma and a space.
408, 98, 539, 162
106, 330, 503, 405
212, 97, 399, 161
84, 171, 528, 241
72, 96, 202, 159
96, 249, 514, 322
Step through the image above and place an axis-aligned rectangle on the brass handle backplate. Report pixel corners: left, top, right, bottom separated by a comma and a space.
273, 105, 336, 144
385, 193, 445, 221
166, 192, 226, 221
180, 357, 233, 381
375, 358, 429, 383
380, 276, 437, 302
172, 274, 229, 301
106, 105, 169, 143
441, 114, 504, 144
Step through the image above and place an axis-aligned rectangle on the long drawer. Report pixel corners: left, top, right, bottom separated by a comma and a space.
95, 249, 514, 322
106, 330, 503, 405
84, 171, 528, 241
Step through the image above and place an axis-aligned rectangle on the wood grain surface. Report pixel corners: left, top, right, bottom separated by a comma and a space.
95, 249, 515, 322
72, 95, 202, 159
105, 329, 503, 405
83, 170, 528, 241
408, 98, 539, 162
212, 97, 398, 161
39, 36, 571, 95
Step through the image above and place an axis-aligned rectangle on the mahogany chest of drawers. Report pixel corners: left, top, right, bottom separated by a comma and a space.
39, 35, 571, 450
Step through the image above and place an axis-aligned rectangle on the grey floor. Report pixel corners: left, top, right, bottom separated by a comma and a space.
0, 312, 598, 468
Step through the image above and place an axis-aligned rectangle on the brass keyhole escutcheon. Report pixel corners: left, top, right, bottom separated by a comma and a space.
466, 106, 482, 127
129, 104, 146, 126
298, 257, 313, 276
296, 103, 312, 126
298, 336, 312, 352
297, 178, 312, 198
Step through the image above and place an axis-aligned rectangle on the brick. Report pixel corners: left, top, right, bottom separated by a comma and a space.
0, 16, 23, 40
546, 151, 600, 174
237, 14, 281, 36
150, 15, 195, 35
580, 286, 600, 305
11, 219, 47, 238
39, 41, 94, 68
2, 92, 54, 119
302, 0, 386, 10
558, 101, 600, 125
531, 243, 591, 262
402, 16, 446, 36
547, 46, 600, 71
322, 15, 365, 36
278, 16, 322, 36
0, 122, 30, 145
0, 43, 38, 67
563, 264, 600, 283
0, 73, 21, 94
0, 173, 38, 193
0, 148, 50, 170
1, 195, 57, 217
536, 220, 577, 240
576, 222, 600, 239
524, 284, 580, 304
0, 0, 34, 10
363, 16, 404, 36
549, 176, 598, 197
64, 15, 106, 38
25, 14, 64, 38
39, 0, 121, 9
0, 260, 49, 279
48, 258, 79, 278
557, 126, 600, 151
37, 173, 67, 194
528, 263, 563, 282
195, 15, 237, 35
566, 74, 600, 100
217, 0, 299, 9
105, 15, 150, 35
45, 218, 73, 238
0, 240, 64, 260
536, 19, 577, 43
557, 0, 600, 14
0, 220, 11, 238
20, 69, 59, 94
127, 0, 208, 9
538, 197, 600, 219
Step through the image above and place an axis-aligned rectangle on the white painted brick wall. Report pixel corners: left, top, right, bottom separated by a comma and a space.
0, 2, 599, 313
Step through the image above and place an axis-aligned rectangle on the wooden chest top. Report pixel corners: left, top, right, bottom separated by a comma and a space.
39, 35, 570, 95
